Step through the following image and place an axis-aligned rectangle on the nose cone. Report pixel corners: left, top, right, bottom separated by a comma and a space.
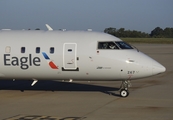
152, 61, 166, 75
136, 51, 166, 78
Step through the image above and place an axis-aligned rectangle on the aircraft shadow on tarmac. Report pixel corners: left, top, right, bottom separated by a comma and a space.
0, 80, 120, 97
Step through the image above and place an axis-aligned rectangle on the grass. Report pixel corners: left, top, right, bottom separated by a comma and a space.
120, 38, 173, 44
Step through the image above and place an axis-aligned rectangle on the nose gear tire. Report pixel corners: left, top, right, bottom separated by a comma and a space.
120, 89, 129, 97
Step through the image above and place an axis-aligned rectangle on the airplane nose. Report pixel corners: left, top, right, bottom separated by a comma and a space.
152, 61, 166, 75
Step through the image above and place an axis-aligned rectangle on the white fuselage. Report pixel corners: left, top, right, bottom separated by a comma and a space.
0, 30, 165, 81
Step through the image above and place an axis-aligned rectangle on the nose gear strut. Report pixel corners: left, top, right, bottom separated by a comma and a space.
119, 80, 131, 97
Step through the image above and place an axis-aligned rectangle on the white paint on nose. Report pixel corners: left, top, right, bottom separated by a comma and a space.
152, 61, 166, 75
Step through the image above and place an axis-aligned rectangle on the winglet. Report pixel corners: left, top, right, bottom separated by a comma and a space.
45, 24, 53, 31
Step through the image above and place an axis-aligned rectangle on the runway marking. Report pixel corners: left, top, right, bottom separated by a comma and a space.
4, 115, 84, 120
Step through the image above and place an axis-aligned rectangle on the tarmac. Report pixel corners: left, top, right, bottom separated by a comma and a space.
0, 44, 173, 120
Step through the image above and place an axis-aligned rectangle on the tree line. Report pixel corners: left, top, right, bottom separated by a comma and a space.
104, 27, 173, 38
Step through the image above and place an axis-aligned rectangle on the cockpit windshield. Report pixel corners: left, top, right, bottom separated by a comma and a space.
98, 41, 133, 50
115, 41, 133, 49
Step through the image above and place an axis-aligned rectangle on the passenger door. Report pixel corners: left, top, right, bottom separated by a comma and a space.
63, 43, 78, 70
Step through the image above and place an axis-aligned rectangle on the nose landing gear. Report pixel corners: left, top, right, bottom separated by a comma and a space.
119, 80, 131, 97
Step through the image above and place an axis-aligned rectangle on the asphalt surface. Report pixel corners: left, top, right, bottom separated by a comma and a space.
0, 44, 173, 120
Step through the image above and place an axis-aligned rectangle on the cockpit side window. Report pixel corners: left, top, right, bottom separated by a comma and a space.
115, 42, 133, 49
98, 42, 119, 49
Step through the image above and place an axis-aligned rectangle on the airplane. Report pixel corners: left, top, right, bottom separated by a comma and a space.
0, 25, 166, 97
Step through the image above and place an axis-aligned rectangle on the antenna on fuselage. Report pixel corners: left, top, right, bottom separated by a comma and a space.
45, 24, 53, 31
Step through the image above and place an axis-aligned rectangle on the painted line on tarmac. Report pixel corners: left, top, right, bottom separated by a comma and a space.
3, 115, 85, 120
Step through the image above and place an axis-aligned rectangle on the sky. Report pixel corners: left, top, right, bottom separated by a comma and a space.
0, 0, 173, 33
